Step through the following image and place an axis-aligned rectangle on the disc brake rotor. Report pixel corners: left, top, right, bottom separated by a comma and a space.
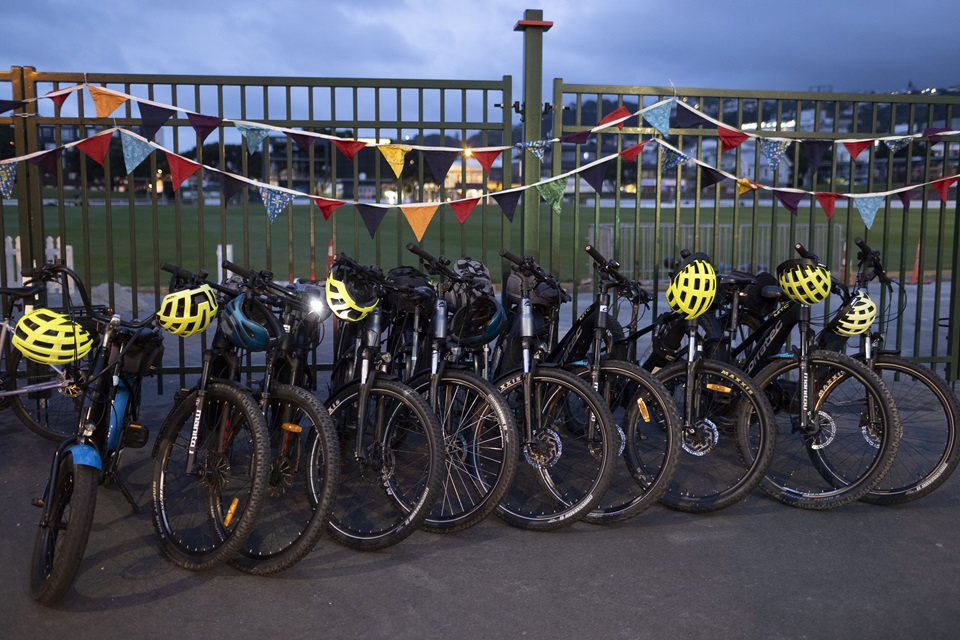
524, 428, 562, 469
681, 418, 719, 456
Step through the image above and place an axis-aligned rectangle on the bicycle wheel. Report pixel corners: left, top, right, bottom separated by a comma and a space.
407, 369, 518, 533
7, 348, 87, 442
859, 354, 960, 505
230, 384, 340, 575
571, 360, 681, 524
754, 350, 901, 509
325, 378, 444, 550
494, 366, 617, 531
655, 359, 777, 513
151, 382, 270, 570
30, 453, 98, 605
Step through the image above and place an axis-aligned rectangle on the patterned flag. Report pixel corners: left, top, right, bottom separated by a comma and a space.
236, 123, 270, 154
517, 140, 551, 161
0, 163, 16, 198
659, 146, 689, 172
258, 186, 294, 222
883, 137, 911, 154
642, 101, 672, 136
853, 195, 885, 230
536, 177, 568, 216
120, 132, 153, 174
759, 138, 791, 172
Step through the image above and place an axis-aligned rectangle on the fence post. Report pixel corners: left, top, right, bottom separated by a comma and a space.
515, 9, 552, 260
11, 67, 44, 274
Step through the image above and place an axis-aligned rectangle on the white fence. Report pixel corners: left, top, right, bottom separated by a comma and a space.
4, 236, 73, 289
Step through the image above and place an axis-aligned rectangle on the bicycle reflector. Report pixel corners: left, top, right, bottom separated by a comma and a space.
13, 308, 93, 364
831, 290, 877, 336
666, 254, 717, 320
776, 258, 831, 305
157, 284, 218, 337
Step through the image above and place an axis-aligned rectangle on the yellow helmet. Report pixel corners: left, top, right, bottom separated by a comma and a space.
157, 284, 218, 337
13, 308, 93, 364
832, 290, 877, 336
325, 262, 378, 322
666, 253, 717, 320
777, 258, 831, 305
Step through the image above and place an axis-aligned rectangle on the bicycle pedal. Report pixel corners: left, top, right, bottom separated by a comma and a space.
122, 423, 149, 448
31, 497, 44, 508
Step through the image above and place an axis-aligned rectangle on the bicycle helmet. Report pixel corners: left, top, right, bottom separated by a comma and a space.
450, 295, 505, 348
777, 258, 831, 305
326, 261, 378, 322
13, 308, 93, 364
157, 284, 218, 337
665, 253, 717, 320
830, 290, 877, 336
218, 293, 283, 351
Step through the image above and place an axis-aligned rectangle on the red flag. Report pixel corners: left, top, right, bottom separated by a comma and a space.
815, 192, 846, 220
843, 140, 874, 161
620, 141, 648, 162
718, 126, 750, 153
165, 152, 201, 191
597, 105, 632, 130
75, 131, 114, 167
310, 196, 345, 220
450, 198, 479, 224
332, 139, 367, 161
44, 89, 71, 110
931, 176, 960, 203
471, 149, 502, 173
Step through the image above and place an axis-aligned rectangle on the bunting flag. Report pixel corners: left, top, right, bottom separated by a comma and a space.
236, 123, 270, 154
759, 138, 791, 172
559, 130, 591, 144
138, 102, 175, 142
75, 131, 113, 168
931, 176, 960, 203
450, 198, 479, 224
258, 186, 294, 222
518, 140, 550, 161
165, 152, 201, 191
492, 190, 521, 222
285, 131, 315, 152
537, 177, 568, 216
659, 146, 689, 172
310, 196, 345, 221
597, 105, 632, 130
215, 171, 246, 202
802, 140, 832, 174
422, 149, 460, 184
737, 178, 760, 196
87, 86, 128, 118
923, 128, 950, 145
332, 139, 367, 161
401, 204, 439, 241
187, 113, 223, 144
28, 148, 64, 174
379, 145, 411, 178
843, 140, 873, 162
884, 137, 911, 154
815, 192, 846, 220
773, 190, 805, 215
0, 163, 16, 198
620, 140, 648, 162
0, 99, 26, 114
699, 166, 728, 190
471, 149, 502, 173
897, 189, 913, 214
356, 203, 389, 238
718, 126, 749, 153
675, 104, 712, 129
120, 131, 154, 174
43, 89, 70, 110
580, 158, 614, 193
853, 195, 885, 229
642, 101, 672, 136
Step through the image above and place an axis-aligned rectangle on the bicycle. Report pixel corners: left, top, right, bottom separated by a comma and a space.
28, 261, 164, 605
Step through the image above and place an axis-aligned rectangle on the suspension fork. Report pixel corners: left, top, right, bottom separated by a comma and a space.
520, 297, 537, 443
428, 299, 447, 415
185, 349, 216, 473
354, 308, 383, 462
683, 320, 701, 430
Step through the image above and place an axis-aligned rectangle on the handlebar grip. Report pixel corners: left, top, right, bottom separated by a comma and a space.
406, 242, 435, 261
680, 249, 692, 259
794, 242, 812, 259
20, 266, 42, 278
222, 260, 255, 280
855, 237, 873, 254
500, 249, 523, 265
585, 244, 607, 265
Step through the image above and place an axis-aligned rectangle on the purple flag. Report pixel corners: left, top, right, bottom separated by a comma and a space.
422, 149, 460, 184
187, 113, 223, 144
28, 148, 65, 174
356, 203, 389, 238
699, 166, 727, 190
492, 191, 521, 222
285, 131, 315, 152
559, 130, 591, 144
215, 171, 246, 202
138, 102, 175, 142
580, 158, 614, 194
773, 190, 805, 215
674, 104, 712, 129
802, 140, 832, 175
897, 188, 914, 215
923, 128, 950, 145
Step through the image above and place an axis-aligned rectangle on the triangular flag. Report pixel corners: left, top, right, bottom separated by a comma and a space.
28, 147, 64, 174
674, 104, 712, 129
165, 152, 201, 191
620, 140, 648, 162
773, 190, 805, 216
718, 126, 749, 153
560, 130, 591, 144
87, 86, 128, 118
815, 192, 846, 220
379, 145, 411, 178
853, 195, 885, 230
897, 188, 914, 214
0, 163, 16, 199
884, 137, 911, 154
450, 198, 479, 224
517, 140, 550, 161
187, 113, 223, 143
138, 102, 175, 142
120, 131, 153, 174
699, 167, 728, 190
759, 138, 791, 172
580, 158, 614, 194
235, 123, 270, 154
923, 128, 950, 145
75, 131, 113, 168
802, 140, 832, 174
43, 90, 70, 110
642, 101, 672, 136
356, 203, 389, 238
492, 191, 521, 222
310, 196, 345, 221
332, 138, 367, 161
843, 140, 874, 162
0, 99, 25, 114
258, 186, 294, 223
536, 177, 568, 216
659, 146, 689, 172
215, 172, 246, 202
737, 178, 761, 196
285, 131, 315, 152
597, 105, 632, 130
422, 149, 460, 184
471, 149, 502, 173
931, 176, 960, 203
401, 204, 439, 242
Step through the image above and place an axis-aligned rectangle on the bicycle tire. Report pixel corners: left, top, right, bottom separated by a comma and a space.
151, 382, 270, 570
230, 384, 340, 575
753, 350, 901, 509
655, 359, 777, 513
569, 360, 681, 524
8, 348, 87, 442
407, 369, 519, 533
324, 377, 444, 551
29, 453, 98, 605
858, 354, 960, 505
494, 366, 617, 531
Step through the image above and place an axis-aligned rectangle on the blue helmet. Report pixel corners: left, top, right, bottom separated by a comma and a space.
218, 293, 283, 351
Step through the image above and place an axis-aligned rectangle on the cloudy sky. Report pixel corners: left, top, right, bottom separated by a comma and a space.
2, 0, 958, 95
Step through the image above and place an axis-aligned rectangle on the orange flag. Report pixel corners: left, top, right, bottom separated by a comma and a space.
379, 145, 412, 179
401, 204, 439, 241
87, 86, 128, 118
736, 178, 761, 196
